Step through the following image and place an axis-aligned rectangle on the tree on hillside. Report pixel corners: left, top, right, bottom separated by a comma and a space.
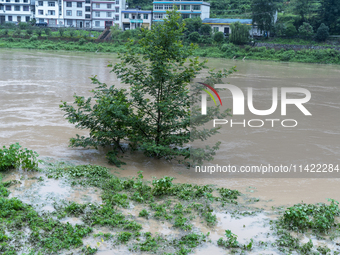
251, 0, 277, 34
298, 22, 314, 39
293, 0, 313, 22
315, 23, 329, 41
60, 9, 233, 167
229, 21, 250, 45
319, 0, 340, 34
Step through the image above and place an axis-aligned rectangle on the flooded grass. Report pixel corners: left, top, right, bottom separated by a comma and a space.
0, 161, 339, 254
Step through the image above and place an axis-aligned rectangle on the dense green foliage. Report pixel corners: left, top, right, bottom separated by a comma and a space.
229, 21, 250, 45
0, 143, 39, 171
60, 10, 233, 167
251, 0, 278, 33
282, 199, 340, 233
316, 22, 330, 41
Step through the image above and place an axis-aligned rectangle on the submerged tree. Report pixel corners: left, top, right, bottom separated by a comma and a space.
60, 10, 233, 167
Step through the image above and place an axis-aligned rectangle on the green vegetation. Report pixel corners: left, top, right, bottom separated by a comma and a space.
1, 143, 340, 254
281, 199, 340, 233
60, 10, 234, 167
229, 21, 250, 45
0, 143, 39, 171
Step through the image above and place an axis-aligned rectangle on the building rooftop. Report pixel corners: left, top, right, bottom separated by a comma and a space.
122, 8, 152, 13
202, 18, 252, 25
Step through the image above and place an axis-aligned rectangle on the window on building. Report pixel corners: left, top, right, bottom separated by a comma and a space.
25, 16, 30, 21
107, 4, 111, 8
39, 18, 44, 22
192, 5, 200, 10
15, 0, 19, 2
77, 2, 82, 7
38, 1, 43, 5
137, 14, 141, 19
77, 10, 82, 16
95, 3, 99, 8
0, 6, 3, 10
67, 19, 72, 25
85, 0, 90, 3
5, 0, 10, 2
154, 4, 163, 10
66, 2, 71, 7
154, 13, 163, 19
164, 4, 173, 10
48, 2, 55, 6
14, 6, 20, 11
124, 13, 129, 18
181, 5, 190, 10
85, 21, 90, 27
85, 14, 90, 18
85, 6, 90, 11
143, 14, 148, 19
191, 14, 200, 18
48, 10, 55, 15
6, 5, 11, 10
115, 7, 119, 12
66, 10, 71, 15
95, 11, 100, 17
23, 0, 28, 2
17, 16, 21, 22
115, 0, 119, 4
8, 16, 12, 21
23, 6, 29, 11
213, 27, 219, 32
182, 14, 190, 19
38, 10, 43, 14
95, 21, 100, 26
106, 12, 111, 17
115, 15, 118, 20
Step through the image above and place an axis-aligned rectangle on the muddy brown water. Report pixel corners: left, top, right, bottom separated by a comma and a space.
1, 48, 340, 209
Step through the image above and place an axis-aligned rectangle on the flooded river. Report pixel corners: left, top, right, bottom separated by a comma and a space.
1, 48, 340, 207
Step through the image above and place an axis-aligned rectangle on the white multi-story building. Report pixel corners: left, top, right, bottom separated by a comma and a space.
63, 0, 89, 28
91, 0, 125, 29
35, 0, 64, 26
152, 1, 210, 21
0, 0, 33, 24
121, 8, 151, 30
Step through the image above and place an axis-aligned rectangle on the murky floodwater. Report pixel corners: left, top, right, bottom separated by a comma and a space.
0, 48, 340, 208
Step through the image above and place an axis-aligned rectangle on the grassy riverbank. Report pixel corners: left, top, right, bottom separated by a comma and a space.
1, 161, 340, 254
1, 36, 340, 65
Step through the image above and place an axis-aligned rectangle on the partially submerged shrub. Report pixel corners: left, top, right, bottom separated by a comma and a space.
0, 143, 39, 171
282, 199, 340, 233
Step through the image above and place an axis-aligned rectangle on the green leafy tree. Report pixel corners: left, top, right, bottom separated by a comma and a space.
315, 23, 329, 41
44, 28, 51, 36
286, 23, 298, 37
213, 31, 225, 43
251, 0, 277, 34
319, 0, 340, 34
184, 18, 202, 33
229, 21, 250, 45
293, 0, 312, 21
188, 31, 200, 43
35, 28, 43, 37
60, 10, 233, 167
200, 24, 212, 35
298, 22, 314, 39
274, 22, 286, 36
